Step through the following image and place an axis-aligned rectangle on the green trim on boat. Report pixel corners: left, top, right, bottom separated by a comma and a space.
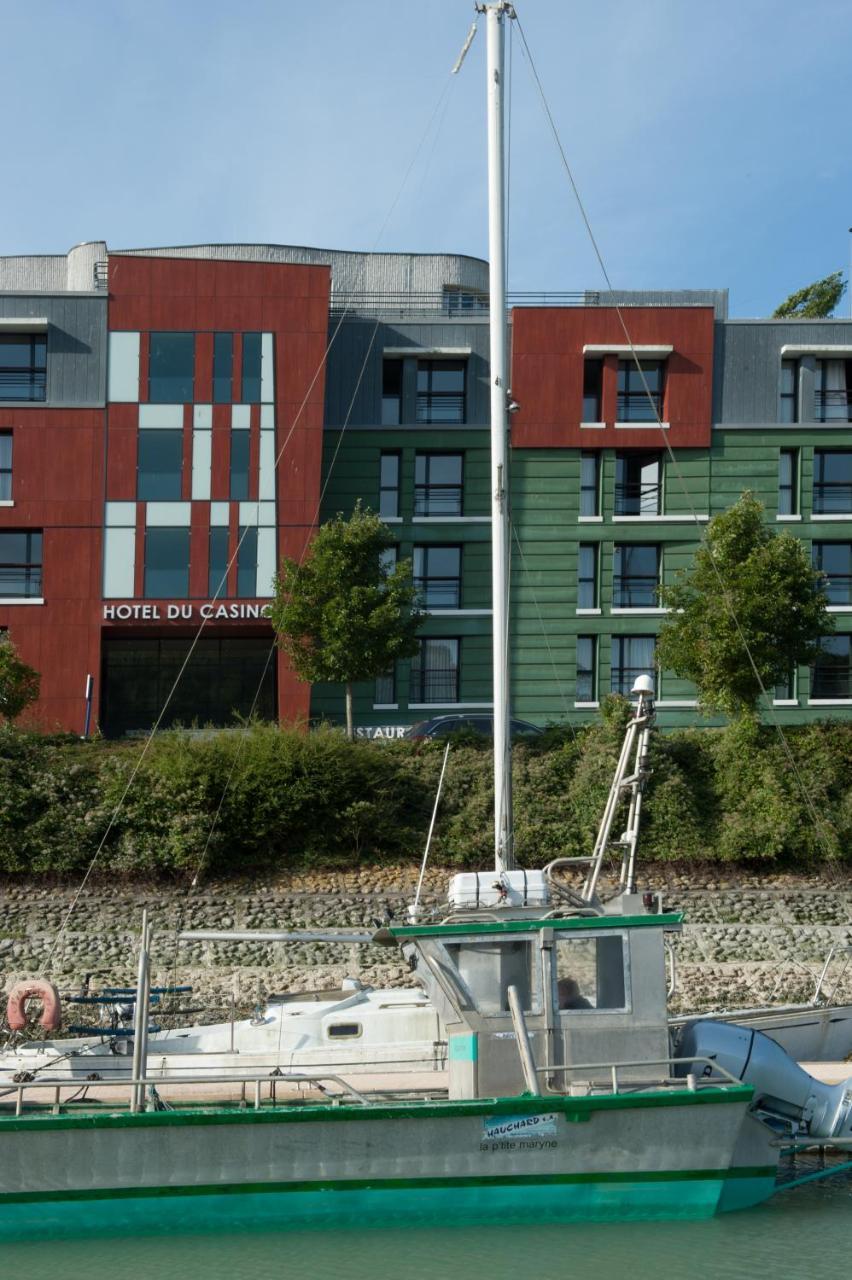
391, 913, 683, 940
0, 1083, 753, 1132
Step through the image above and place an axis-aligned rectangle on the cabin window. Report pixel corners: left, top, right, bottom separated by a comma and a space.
326, 1022, 362, 1039
444, 939, 541, 1015
554, 934, 628, 1012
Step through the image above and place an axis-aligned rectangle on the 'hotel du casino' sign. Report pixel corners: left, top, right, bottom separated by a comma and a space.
103, 602, 273, 621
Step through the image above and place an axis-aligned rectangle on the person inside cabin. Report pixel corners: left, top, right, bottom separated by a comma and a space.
557, 976, 593, 1010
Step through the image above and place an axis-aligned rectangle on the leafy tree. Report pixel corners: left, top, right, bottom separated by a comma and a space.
0, 635, 40, 722
269, 504, 424, 739
655, 493, 832, 717
772, 270, 847, 319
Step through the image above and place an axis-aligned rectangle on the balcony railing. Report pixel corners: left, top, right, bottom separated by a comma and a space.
0, 567, 42, 597
614, 483, 661, 516
415, 393, 465, 424
0, 370, 46, 402
813, 484, 852, 515
613, 578, 659, 608
415, 579, 461, 609
409, 669, 459, 703
611, 666, 656, 696
816, 391, 852, 423
327, 291, 598, 318
413, 487, 463, 517
811, 665, 852, 699
616, 392, 663, 423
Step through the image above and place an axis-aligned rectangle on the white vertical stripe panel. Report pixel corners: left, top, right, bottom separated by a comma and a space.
105, 501, 136, 527
259, 430, 276, 501
103, 527, 136, 597
260, 404, 274, 429
238, 501, 259, 527
210, 502, 230, 527
107, 332, 140, 402
256, 527, 277, 598
261, 333, 274, 403
193, 405, 212, 429
191, 430, 212, 500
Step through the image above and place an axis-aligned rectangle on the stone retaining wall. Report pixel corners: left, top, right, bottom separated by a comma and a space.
1, 868, 850, 1020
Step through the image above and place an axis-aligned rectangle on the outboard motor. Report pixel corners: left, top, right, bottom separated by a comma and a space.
675, 1019, 852, 1140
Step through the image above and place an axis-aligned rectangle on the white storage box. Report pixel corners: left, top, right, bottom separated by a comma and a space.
448, 869, 550, 911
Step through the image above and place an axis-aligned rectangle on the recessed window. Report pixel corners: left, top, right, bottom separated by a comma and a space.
379, 452, 401, 518
812, 635, 852, 699
583, 358, 602, 421
137, 430, 183, 500
577, 544, 598, 609
209, 526, 229, 598
0, 333, 46, 402
410, 637, 459, 703
813, 450, 852, 515
382, 359, 402, 425
555, 935, 627, 1011
780, 360, 798, 424
617, 359, 664, 422
413, 545, 461, 608
774, 668, 796, 701
144, 528, 190, 598
613, 544, 660, 608
580, 452, 600, 517
230, 432, 250, 500
414, 453, 463, 517
778, 448, 799, 516
813, 543, 852, 606
237, 525, 258, 597
0, 434, 12, 500
416, 360, 465, 424
576, 635, 597, 702
149, 333, 194, 403
241, 333, 262, 403
615, 452, 661, 516
0, 530, 42, 597
375, 666, 396, 704
815, 359, 852, 423
611, 635, 656, 696
213, 333, 233, 404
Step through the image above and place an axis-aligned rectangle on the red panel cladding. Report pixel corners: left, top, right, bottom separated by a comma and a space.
211, 405, 230, 500
248, 405, 260, 501
195, 331, 213, 404
189, 503, 209, 598
105, 403, 138, 500
510, 306, 715, 449
181, 404, 193, 501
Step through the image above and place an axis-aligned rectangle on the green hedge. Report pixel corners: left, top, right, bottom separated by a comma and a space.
0, 707, 850, 878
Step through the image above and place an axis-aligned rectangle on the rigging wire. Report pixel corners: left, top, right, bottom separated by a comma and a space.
512, 11, 838, 865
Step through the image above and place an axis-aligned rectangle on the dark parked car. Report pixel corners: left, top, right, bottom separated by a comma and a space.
403, 714, 543, 740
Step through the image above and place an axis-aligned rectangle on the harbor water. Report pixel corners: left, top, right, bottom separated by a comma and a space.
1, 1177, 848, 1280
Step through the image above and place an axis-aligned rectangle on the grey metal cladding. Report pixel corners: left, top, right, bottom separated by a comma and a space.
324, 319, 490, 427
597, 289, 729, 319
0, 295, 107, 405
718, 319, 852, 424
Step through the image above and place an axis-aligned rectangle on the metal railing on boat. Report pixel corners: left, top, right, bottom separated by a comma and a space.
538, 1055, 744, 1096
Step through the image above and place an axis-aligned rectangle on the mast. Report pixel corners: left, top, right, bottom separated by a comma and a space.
484, 1, 514, 873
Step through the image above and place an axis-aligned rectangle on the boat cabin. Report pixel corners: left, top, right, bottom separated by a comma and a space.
390, 912, 682, 1099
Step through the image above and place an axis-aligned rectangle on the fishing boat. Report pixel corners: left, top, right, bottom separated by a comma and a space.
2, 5, 851, 1240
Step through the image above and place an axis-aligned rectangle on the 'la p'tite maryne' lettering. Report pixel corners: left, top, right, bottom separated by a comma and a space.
103, 603, 272, 621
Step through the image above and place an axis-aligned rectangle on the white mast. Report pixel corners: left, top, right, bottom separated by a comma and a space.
484, 1, 514, 873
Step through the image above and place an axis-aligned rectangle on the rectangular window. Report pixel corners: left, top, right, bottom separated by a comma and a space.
237, 525, 258, 596
812, 635, 852, 699
137, 429, 183, 500
379, 452, 401, 518
416, 360, 466, 424
780, 360, 798, 424
413, 545, 461, 608
410, 637, 459, 703
144, 528, 190, 598
577, 544, 598, 609
0, 333, 46, 402
444, 940, 539, 1015
613, 544, 660, 608
555, 935, 627, 1011
0, 434, 11, 500
208, 526, 229, 598
148, 332, 194, 403
213, 333, 233, 404
815, 359, 852, 423
382, 359, 402, 425
617, 359, 664, 422
241, 333, 262, 403
813, 542, 852, 605
414, 453, 463, 516
230, 431, 250, 500
615, 452, 661, 516
576, 635, 597, 702
375, 666, 396, 705
379, 545, 398, 575
0, 530, 42, 597
583, 359, 602, 421
611, 635, 656, 696
814, 450, 852, 515
580, 452, 600, 517
778, 448, 799, 516
774, 668, 796, 701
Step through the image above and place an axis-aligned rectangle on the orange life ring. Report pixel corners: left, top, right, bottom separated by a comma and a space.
6, 980, 62, 1033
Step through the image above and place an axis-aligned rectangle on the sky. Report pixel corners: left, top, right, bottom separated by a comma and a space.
2, 0, 851, 318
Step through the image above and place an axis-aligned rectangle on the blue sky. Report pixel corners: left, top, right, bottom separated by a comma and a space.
3, 0, 851, 317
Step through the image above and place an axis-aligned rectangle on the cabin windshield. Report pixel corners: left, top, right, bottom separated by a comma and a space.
443, 938, 540, 1015
554, 933, 629, 1012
